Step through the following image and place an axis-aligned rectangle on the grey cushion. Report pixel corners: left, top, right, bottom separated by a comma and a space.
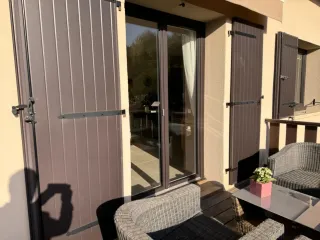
149, 214, 240, 240
276, 169, 320, 190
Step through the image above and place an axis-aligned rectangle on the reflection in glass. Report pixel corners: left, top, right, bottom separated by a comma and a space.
126, 17, 161, 195
167, 26, 197, 181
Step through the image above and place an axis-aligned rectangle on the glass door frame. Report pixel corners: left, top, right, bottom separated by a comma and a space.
126, 2, 205, 198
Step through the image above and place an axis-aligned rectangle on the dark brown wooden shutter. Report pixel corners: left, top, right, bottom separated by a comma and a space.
229, 20, 263, 184
274, 32, 298, 118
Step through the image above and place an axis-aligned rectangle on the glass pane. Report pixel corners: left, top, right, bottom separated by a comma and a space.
126, 17, 161, 195
167, 26, 197, 181
295, 53, 303, 103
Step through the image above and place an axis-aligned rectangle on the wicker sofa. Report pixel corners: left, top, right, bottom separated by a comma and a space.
114, 184, 284, 240
268, 143, 320, 191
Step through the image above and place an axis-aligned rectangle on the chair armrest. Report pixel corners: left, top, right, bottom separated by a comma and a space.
114, 200, 152, 240
294, 235, 312, 240
268, 144, 300, 176
239, 219, 284, 240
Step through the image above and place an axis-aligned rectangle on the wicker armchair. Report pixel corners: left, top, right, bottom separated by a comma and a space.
114, 184, 284, 240
268, 143, 320, 190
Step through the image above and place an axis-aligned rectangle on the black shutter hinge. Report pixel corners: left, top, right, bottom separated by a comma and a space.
116, 0, 121, 9
225, 167, 238, 174
228, 30, 256, 38
226, 95, 264, 108
282, 102, 299, 108
105, 0, 121, 10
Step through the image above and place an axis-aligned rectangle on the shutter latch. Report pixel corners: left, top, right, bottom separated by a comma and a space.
12, 104, 27, 116
24, 97, 36, 124
280, 75, 289, 80
12, 97, 36, 123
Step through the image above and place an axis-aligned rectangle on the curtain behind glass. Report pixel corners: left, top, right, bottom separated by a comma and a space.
182, 31, 197, 115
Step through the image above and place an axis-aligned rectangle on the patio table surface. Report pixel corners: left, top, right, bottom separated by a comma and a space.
233, 184, 320, 232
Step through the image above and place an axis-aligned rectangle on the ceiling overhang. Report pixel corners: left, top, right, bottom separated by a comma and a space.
185, 0, 283, 22
126, 0, 223, 22
226, 0, 283, 21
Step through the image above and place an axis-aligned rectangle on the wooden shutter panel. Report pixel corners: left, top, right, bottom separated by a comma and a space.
229, 20, 263, 184
274, 32, 298, 118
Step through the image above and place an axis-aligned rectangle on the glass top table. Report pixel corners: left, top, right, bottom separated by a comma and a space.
233, 184, 320, 232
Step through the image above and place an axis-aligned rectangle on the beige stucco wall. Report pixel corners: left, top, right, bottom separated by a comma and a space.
202, 0, 320, 184
0, 0, 30, 239
282, 0, 320, 47
203, 17, 233, 189
204, 18, 227, 185
304, 49, 320, 107
223, 20, 233, 189
259, 0, 320, 164
258, 17, 282, 165
117, 0, 132, 198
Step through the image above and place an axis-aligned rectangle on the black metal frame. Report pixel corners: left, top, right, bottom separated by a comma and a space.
125, 3, 205, 195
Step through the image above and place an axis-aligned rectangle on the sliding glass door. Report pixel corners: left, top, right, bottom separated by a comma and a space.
126, 6, 203, 196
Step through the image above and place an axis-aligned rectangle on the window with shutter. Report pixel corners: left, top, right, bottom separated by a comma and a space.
273, 33, 320, 118
273, 32, 299, 118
